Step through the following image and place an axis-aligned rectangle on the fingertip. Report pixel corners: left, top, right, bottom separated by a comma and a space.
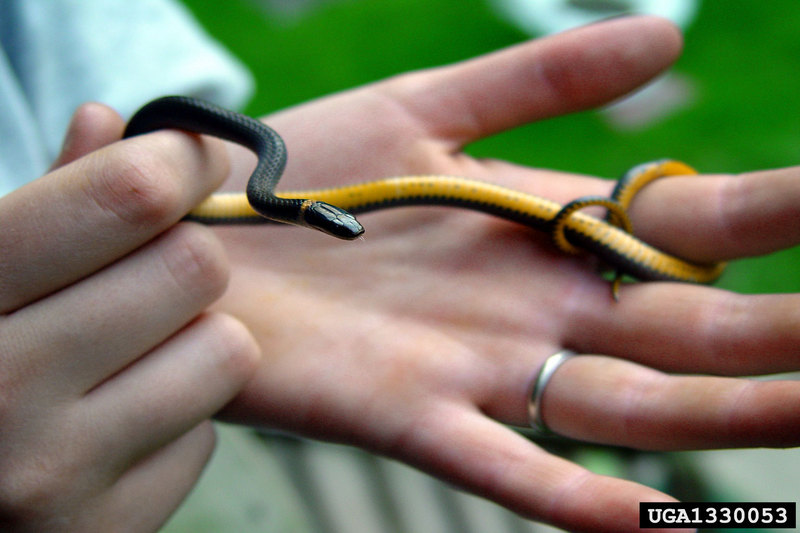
205, 312, 263, 385
549, 472, 679, 533
51, 102, 126, 170
628, 15, 685, 65
575, 14, 685, 84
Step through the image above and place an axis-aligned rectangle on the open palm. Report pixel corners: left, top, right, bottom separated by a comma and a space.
215, 17, 800, 532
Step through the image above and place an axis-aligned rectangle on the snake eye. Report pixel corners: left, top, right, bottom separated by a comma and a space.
304, 201, 364, 240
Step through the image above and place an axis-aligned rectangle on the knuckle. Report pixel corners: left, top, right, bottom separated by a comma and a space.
201, 313, 261, 380
160, 225, 230, 302
0, 326, 29, 428
0, 445, 84, 522
694, 291, 762, 374
0, 337, 14, 420
85, 139, 185, 227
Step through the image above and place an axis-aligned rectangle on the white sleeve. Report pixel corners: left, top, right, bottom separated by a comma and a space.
0, 0, 254, 169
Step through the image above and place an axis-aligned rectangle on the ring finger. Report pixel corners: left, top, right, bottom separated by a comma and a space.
521, 352, 800, 450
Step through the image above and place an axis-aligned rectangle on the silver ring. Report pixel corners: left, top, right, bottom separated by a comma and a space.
527, 350, 576, 437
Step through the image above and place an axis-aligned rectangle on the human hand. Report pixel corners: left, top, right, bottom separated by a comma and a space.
0, 105, 260, 531
213, 16, 800, 532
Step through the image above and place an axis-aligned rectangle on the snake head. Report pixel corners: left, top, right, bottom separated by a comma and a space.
303, 201, 364, 240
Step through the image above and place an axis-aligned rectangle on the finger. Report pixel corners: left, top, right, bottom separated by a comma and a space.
397, 403, 685, 533
0, 129, 229, 313
83, 423, 216, 533
1, 420, 217, 532
619, 167, 800, 263
49, 103, 126, 170
538, 355, 800, 450
566, 282, 800, 376
383, 15, 682, 147
85, 312, 259, 462
1, 224, 231, 394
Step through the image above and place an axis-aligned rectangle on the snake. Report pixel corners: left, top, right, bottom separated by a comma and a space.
123, 96, 725, 287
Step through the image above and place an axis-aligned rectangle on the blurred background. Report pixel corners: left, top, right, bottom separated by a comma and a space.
167, 1, 800, 531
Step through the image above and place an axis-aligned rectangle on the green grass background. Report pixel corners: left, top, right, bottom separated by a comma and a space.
180, 0, 800, 294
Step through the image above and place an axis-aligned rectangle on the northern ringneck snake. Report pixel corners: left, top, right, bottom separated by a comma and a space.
124, 96, 725, 292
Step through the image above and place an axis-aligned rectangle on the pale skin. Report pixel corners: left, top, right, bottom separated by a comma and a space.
2, 15, 799, 533
0, 98, 262, 529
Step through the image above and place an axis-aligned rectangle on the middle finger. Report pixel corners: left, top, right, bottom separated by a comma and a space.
0, 223, 229, 395
565, 282, 800, 376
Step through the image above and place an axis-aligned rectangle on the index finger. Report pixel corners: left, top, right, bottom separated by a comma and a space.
0, 127, 229, 313
382, 16, 683, 147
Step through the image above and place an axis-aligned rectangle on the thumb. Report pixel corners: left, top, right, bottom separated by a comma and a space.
50, 102, 126, 170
